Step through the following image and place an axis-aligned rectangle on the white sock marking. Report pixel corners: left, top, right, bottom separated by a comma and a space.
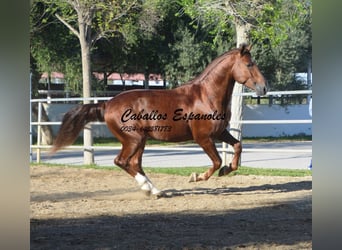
135, 173, 151, 191
146, 176, 160, 195
135, 172, 147, 186
135, 173, 160, 194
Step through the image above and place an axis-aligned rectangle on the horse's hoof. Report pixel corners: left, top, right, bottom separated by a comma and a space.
218, 165, 229, 177
218, 167, 225, 177
218, 164, 233, 177
188, 172, 198, 182
151, 188, 161, 196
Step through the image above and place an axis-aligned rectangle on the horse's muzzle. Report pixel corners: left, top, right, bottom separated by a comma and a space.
255, 83, 267, 96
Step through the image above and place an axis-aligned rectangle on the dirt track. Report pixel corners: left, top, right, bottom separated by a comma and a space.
30, 165, 312, 249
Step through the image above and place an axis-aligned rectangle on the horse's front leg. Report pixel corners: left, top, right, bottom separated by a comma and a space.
217, 129, 242, 177
189, 138, 222, 182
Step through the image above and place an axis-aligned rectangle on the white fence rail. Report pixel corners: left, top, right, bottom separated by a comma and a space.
30, 90, 312, 164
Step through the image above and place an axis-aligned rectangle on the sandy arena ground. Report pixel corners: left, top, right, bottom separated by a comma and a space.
30, 165, 312, 249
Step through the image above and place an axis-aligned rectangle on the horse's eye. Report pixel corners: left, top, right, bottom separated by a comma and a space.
247, 63, 254, 68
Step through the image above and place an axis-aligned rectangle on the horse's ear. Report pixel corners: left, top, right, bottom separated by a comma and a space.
239, 43, 252, 55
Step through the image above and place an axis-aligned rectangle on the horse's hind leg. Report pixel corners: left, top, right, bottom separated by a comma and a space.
114, 138, 160, 195
189, 137, 222, 182
217, 129, 242, 176
129, 144, 161, 195
113, 142, 139, 176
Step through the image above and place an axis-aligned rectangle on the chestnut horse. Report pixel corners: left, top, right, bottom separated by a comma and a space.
52, 44, 267, 196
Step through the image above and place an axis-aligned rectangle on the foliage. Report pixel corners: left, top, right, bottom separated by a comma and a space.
252, 0, 312, 90
30, 0, 144, 95
30, 1, 83, 94
177, 0, 312, 90
30, 2, 71, 71
164, 26, 205, 86
30, 0, 312, 94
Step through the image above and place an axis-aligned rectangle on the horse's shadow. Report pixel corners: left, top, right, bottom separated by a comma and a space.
160, 180, 312, 198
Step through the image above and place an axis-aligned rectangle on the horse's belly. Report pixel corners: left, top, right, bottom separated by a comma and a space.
144, 122, 193, 142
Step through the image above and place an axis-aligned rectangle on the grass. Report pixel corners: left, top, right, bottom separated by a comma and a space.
242, 134, 312, 143
30, 163, 312, 177
144, 166, 311, 177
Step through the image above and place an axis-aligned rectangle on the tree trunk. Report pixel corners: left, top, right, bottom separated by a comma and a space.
225, 20, 251, 164
79, 20, 94, 165
144, 72, 149, 89
54, 5, 95, 164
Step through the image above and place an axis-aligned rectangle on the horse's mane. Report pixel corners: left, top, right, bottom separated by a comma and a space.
188, 48, 240, 85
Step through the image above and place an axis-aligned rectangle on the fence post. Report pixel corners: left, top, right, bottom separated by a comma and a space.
222, 142, 228, 165
30, 73, 32, 162
36, 101, 42, 163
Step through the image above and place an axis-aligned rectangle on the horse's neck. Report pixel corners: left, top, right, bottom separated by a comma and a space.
201, 65, 235, 110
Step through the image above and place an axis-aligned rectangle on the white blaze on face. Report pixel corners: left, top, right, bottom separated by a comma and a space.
134, 173, 160, 195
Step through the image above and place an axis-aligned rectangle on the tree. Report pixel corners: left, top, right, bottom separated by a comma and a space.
164, 26, 206, 87
30, 2, 82, 95
32, 0, 141, 164
179, 0, 312, 163
252, 0, 312, 91
30, 2, 71, 145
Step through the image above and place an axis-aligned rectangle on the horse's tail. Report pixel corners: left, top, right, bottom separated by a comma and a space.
51, 102, 106, 153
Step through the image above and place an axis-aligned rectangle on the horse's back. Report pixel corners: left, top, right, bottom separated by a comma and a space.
103, 87, 196, 142
107, 86, 196, 108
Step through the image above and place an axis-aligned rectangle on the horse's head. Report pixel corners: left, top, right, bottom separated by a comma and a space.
232, 44, 267, 96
